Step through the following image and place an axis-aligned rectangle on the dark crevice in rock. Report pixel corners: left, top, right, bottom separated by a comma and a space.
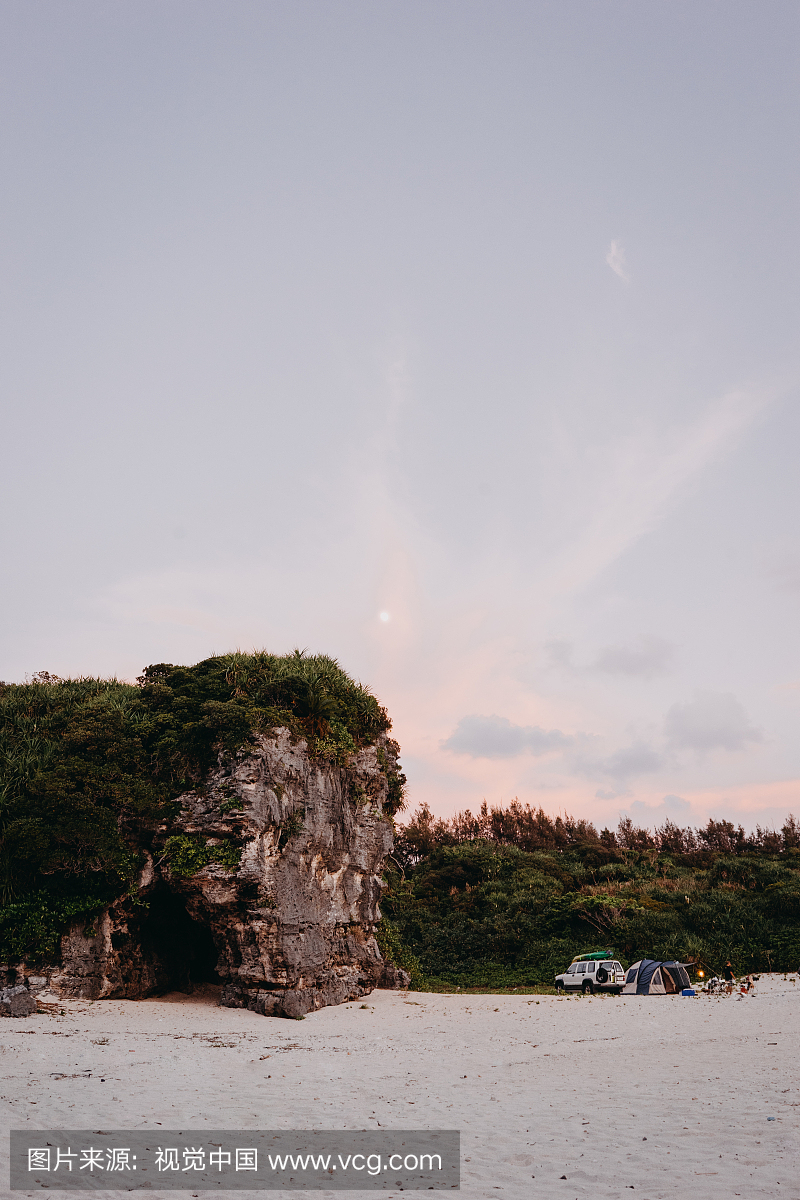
138, 888, 222, 989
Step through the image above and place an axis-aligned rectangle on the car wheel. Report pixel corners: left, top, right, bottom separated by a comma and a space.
596, 967, 608, 984
555, 981, 563, 991
581, 980, 594, 995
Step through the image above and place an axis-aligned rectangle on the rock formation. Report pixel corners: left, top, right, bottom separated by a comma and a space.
38, 729, 408, 1017
0, 985, 37, 1018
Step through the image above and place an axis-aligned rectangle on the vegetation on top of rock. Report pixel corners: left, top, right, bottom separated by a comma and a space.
0, 652, 398, 962
137, 650, 392, 779
382, 801, 800, 990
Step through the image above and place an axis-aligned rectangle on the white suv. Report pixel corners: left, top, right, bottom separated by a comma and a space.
555, 958, 626, 995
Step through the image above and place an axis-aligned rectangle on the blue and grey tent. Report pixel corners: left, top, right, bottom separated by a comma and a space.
622, 959, 691, 995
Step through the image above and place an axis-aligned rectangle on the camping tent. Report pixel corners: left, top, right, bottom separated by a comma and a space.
622, 959, 691, 995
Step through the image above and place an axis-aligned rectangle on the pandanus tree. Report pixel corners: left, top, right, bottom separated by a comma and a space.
292, 672, 339, 738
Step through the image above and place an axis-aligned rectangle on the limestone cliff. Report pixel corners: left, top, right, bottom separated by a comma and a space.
45, 729, 408, 1017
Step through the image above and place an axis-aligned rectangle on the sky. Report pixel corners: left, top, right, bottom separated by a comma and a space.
1, 1, 799, 834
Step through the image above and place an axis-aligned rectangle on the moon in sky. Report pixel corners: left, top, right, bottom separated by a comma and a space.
379, 612, 390, 622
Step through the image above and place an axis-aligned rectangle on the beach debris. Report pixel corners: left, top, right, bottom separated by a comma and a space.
33, 999, 63, 1015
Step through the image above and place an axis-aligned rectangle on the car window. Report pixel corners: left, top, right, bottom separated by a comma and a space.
567, 964, 577, 974
588, 962, 596, 972
578, 962, 587, 973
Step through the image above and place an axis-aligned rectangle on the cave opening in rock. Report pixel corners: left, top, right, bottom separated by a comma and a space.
140, 887, 222, 991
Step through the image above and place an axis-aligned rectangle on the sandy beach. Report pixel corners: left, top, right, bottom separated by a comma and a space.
2, 975, 797, 1199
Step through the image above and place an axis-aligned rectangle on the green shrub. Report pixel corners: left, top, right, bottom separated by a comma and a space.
383, 813, 800, 987
0, 889, 110, 963
161, 835, 242, 878
374, 919, 426, 990
277, 812, 305, 851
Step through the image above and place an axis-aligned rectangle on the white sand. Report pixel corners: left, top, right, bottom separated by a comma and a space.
2, 975, 798, 1199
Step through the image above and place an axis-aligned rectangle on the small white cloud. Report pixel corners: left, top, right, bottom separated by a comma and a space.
606, 239, 630, 283
593, 636, 674, 680
573, 741, 663, 790
543, 636, 673, 680
442, 714, 573, 759
628, 794, 692, 820
664, 691, 763, 753
661, 793, 692, 812
598, 742, 663, 779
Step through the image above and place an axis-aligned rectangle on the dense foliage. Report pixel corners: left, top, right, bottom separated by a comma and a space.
0, 652, 396, 962
381, 801, 800, 989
